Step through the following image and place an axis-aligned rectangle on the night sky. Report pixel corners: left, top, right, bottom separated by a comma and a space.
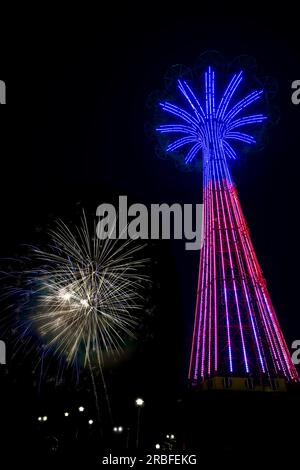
1, 11, 300, 463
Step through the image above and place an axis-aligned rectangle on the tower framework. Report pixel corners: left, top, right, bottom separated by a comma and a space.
157, 67, 298, 383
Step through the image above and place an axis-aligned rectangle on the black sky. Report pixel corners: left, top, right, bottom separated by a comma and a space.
1, 12, 300, 453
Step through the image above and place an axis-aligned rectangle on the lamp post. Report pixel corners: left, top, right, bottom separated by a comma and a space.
135, 398, 144, 449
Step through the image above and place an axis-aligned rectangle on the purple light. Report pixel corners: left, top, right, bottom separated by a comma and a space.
157, 67, 299, 383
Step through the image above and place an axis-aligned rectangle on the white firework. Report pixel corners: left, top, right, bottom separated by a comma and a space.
24, 213, 148, 369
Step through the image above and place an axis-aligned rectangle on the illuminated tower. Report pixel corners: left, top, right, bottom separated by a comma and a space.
157, 66, 298, 384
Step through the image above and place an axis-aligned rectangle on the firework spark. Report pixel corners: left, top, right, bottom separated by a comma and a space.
16, 213, 148, 370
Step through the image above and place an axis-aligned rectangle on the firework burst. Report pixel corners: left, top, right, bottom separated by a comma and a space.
13, 213, 148, 370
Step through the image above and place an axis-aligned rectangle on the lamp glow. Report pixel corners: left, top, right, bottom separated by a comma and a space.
135, 398, 144, 407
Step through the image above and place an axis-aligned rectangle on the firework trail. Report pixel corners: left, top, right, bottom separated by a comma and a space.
28, 215, 148, 368
3, 212, 149, 422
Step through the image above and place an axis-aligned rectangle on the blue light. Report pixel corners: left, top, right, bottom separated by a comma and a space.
166, 136, 196, 152
156, 124, 196, 135
226, 132, 256, 144
185, 143, 203, 164
157, 68, 267, 165
224, 90, 263, 123
223, 141, 237, 160
227, 115, 267, 131
177, 80, 206, 122
217, 71, 243, 120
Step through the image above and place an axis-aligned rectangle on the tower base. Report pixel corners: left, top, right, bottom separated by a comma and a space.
191, 376, 287, 392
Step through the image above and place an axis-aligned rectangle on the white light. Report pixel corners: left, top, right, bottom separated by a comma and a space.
62, 292, 71, 301
113, 427, 118, 432
170, 434, 175, 439
38, 417, 42, 421
155, 443, 160, 449
64, 412, 69, 417
79, 406, 84, 412
118, 426, 123, 433
42, 416, 48, 422
80, 299, 89, 308
88, 419, 93, 425
59, 290, 72, 301
166, 434, 170, 439
135, 397, 144, 407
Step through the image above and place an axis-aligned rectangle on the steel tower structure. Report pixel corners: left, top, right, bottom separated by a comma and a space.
157, 66, 298, 383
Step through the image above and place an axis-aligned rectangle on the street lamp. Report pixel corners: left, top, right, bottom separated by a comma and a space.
113, 426, 123, 434
135, 397, 144, 449
78, 406, 84, 412
135, 398, 144, 407
64, 412, 69, 417
88, 419, 93, 425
